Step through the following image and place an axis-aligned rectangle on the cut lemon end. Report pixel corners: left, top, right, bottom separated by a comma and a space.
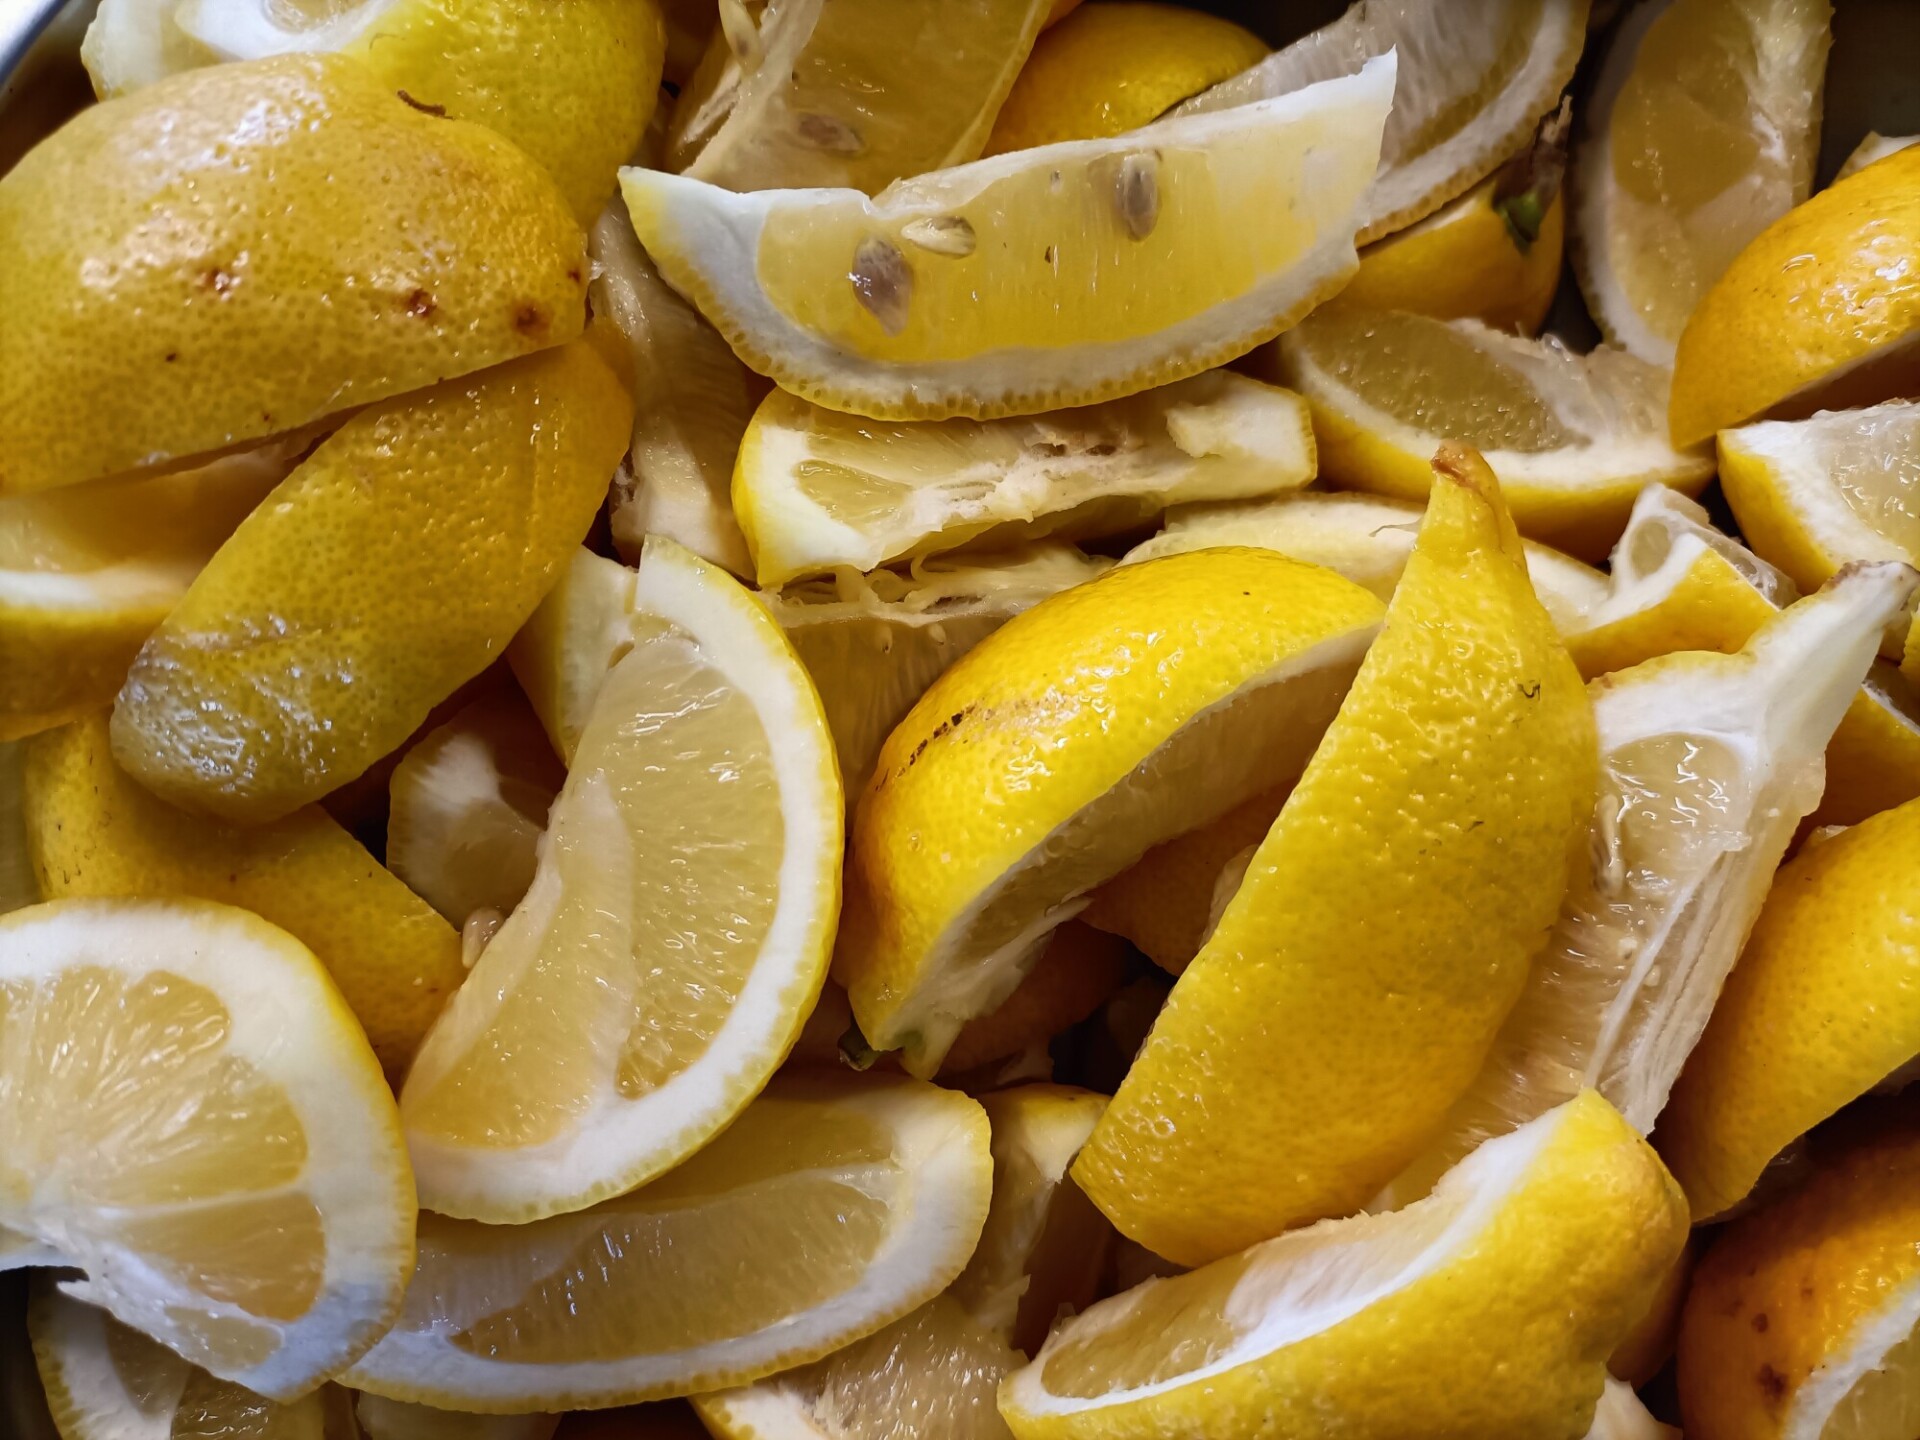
734, 371, 1315, 587
353, 1075, 991, 1412
401, 537, 842, 1223
621, 57, 1394, 421
0, 898, 414, 1400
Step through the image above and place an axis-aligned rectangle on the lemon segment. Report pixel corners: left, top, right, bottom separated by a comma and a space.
735, 373, 1316, 587
1001, 1093, 1687, 1440
767, 546, 1110, 798
1076, 447, 1596, 1265
840, 548, 1387, 1078
401, 537, 842, 1223
29, 1285, 351, 1440
0, 438, 302, 742
1378, 561, 1918, 1209
0, 898, 415, 1399
1572, 0, 1831, 364
1670, 145, 1920, 446
592, 198, 761, 577
1718, 399, 1920, 592
0, 54, 588, 496
24, 712, 465, 1076
352, 1075, 990, 1410
1837, 131, 1919, 181
508, 549, 640, 765
620, 57, 1395, 421
982, 2, 1268, 156
1676, 1113, 1920, 1440
386, 688, 565, 929
1125, 490, 1609, 633
667, 0, 1049, 191
109, 341, 630, 826
1175, 0, 1590, 243
1661, 796, 1920, 1219
1275, 307, 1716, 562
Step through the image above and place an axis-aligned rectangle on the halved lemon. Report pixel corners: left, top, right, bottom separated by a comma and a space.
400, 536, 842, 1222
0, 898, 415, 1399
1274, 307, 1715, 561
349, 1074, 990, 1411
839, 547, 1386, 1077
1572, 0, 1830, 363
735, 372, 1314, 587
1124, 489, 1609, 632
1001, 1092, 1686, 1440
620, 57, 1395, 421
1376, 561, 1916, 1209
768, 545, 1109, 798
1174, 0, 1589, 243
666, 0, 1049, 191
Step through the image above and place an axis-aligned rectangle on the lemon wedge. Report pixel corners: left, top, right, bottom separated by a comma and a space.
666, 0, 1049, 190
1124, 489, 1608, 632
1174, 0, 1589, 243
400, 537, 842, 1223
1837, 130, 1919, 181
768, 546, 1110, 796
29, 1285, 355, 1440
508, 549, 640, 765
0, 438, 302, 742
840, 547, 1386, 1077
1572, 0, 1830, 363
1001, 1092, 1686, 1440
734, 372, 1315, 586
357, 1395, 556, 1440
940, 925, 1130, 1083
620, 57, 1394, 421
1376, 560, 1916, 1209
1274, 307, 1715, 561
350, 1075, 990, 1411
0, 898, 415, 1398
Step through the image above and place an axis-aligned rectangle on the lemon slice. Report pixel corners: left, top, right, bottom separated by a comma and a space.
592, 198, 761, 577
1075, 448, 1596, 1265
1173, 0, 1589, 244
1661, 797, 1920, 1219
0, 898, 414, 1398
1375, 561, 1916, 1210
1677, 1112, 1920, 1440
1001, 1092, 1686, 1440
734, 372, 1315, 587
1718, 399, 1920, 593
666, 0, 1049, 191
87, 0, 665, 221
357, 1395, 556, 1440
1837, 131, 1919, 181
839, 547, 1387, 1077
1670, 145, 1920, 446
29, 1285, 354, 1440
400, 536, 841, 1222
768, 546, 1109, 796
621, 57, 1395, 421
1, 742, 35, 917
1274, 307, 1716, 561
386, 688, 565, 930
0, 438, 303, 742
349, 1074, 990, 1411
24, 712, 465, 1076
1572, 0, 1830, 364
1124, 489, 1608, 632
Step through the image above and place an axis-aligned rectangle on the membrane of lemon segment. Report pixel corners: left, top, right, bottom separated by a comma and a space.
737, 372, 1314, 585
667, 0, 1051, 192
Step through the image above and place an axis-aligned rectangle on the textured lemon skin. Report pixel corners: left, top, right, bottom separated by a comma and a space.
25, 712, 463, 1074
839, 548, 1387, 1058
982, 2, 1268, 155
1717, 428, 1852, 593
0, 54, 588, 495
2, 599, 171, 745
1075, 450, 1596, 1265
1005, 1093, 1688, 1440
1661, 799, 1920, 1220
111, 340, 631, 825
1676, 1115, 1920, 1440
341, 0, 665, 222
1670, 146, 1920, 448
